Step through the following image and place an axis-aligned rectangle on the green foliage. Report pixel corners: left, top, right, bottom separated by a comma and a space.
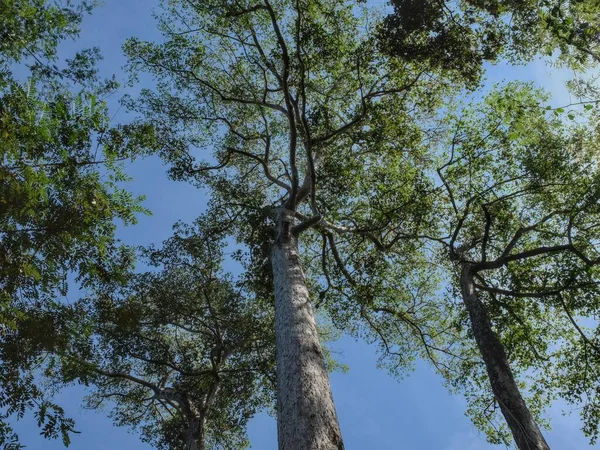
0, 0, 94, 66
0, 77, 143, 296
380, 0, 600, 87
0, 306, 80, 448
120, 0, 464, 397
0, 0, 150, 445
421, 82, 600, 444
51, 219, 276, 450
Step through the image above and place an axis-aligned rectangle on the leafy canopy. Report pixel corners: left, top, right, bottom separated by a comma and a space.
0, 0, 150, 446
416, 83, 600, 444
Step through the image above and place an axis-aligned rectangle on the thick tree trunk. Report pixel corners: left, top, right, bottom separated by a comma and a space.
460, 266, 550, 450
185, 416, 205, 450
271, 209, 344, 450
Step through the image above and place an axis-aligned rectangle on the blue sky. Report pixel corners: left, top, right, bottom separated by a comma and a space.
10, 0, 599, 448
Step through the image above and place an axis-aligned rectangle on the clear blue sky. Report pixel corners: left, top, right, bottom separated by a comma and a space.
10, 1, 598, 448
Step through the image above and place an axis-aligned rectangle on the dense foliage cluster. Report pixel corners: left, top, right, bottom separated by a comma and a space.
0, 0, 149, 446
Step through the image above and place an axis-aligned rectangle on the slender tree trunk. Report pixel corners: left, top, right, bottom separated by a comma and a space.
271, 209, 344, 450
460, 266, 550, 450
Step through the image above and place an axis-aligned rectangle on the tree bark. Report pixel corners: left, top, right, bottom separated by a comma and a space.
185, 416, 205, 450
271, 209, 344, 450
460, 266, 550, 450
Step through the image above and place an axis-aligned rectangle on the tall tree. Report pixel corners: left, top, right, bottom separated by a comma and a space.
49, 220, 277, 450
412, 83, 600, 449
0, 0, 149, 445
122, 0, 462, 447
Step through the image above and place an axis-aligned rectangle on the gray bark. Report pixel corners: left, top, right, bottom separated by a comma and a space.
185, 416, 205, 450
460, 266, 550, 450
271, 209, 344, 450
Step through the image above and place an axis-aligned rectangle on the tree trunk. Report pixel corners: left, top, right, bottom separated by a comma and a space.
460, 266, 550, 450
196, 418, 205, 450
185, 416, 205, 450
271, 209, 344, 450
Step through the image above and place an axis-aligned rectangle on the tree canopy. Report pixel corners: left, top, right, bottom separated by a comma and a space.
411, 82, 600, 447
0, 0, 149, 446
53, 220, 276, 450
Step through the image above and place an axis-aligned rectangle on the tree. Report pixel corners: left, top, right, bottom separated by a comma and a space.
315, 81, 600, 449
0, 0, 150, 445
121, 0, 464, 447
376, 1, 600, 446
412, 83, 600, 449
46, 220, 277, 450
